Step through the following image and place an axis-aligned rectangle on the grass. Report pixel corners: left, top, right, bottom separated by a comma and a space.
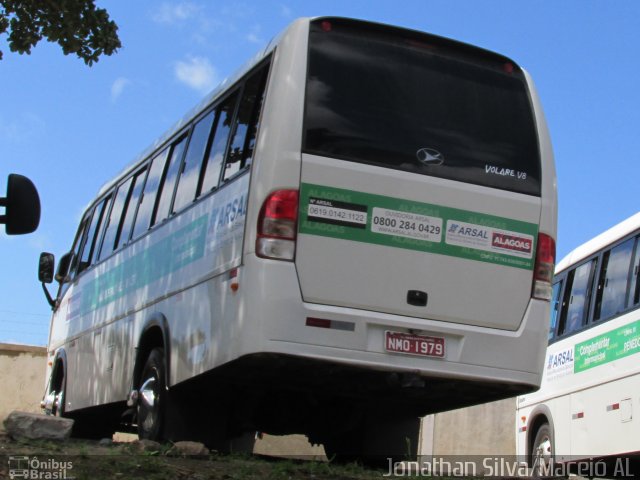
0, 435, 392, 480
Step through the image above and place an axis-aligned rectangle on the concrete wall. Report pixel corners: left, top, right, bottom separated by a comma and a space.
0, 343, 47, 423
428, 397, 516, 456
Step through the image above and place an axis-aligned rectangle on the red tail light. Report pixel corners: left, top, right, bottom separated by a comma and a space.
256, 189, 299, 261
532, 233, 556, 300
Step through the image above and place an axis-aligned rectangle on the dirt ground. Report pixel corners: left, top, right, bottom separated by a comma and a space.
0, 431, 389, 480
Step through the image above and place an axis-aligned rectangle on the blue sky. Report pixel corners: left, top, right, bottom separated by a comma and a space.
2, 0, 639, 346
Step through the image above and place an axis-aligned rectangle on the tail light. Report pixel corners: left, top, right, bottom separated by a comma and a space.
532, 233, 556, 300
256, 189, 299, 261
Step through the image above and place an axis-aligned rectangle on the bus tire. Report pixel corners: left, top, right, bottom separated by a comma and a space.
531, 423, 554, 476
50, 364, 65, 417
323, 427, 363, 464
137, 347, 166, 442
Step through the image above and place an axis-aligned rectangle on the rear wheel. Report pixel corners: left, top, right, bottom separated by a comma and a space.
531, 423, 553, 476
323, 427, 364, 464
137, 348, 166, 441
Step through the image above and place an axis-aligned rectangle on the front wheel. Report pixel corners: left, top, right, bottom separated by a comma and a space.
137, 348, 166, 441
44, 366, 65, 417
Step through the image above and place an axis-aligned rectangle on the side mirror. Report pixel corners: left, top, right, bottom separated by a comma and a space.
39, 252, 55, 284
39, 252, 56, 309
0, 174, 41, 235
55, 252, 73, 284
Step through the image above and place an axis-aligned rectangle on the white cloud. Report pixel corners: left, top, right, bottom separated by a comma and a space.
246, 25, 264, 45
280, 4, 293, 18
0, 113, 44, 143
247, 32, 263, 44
152, 2, 200, 24
110, 77, 131, 102
175, 56, 218, 94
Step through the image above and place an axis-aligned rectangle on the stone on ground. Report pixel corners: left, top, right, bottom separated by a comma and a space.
3, 411, 73, 441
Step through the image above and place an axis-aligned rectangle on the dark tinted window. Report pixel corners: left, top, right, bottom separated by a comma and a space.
549, 280, 563, 341
117, 168, 147, 249
156, 135, 188, 221
558, 259, 597, 336
222, 65, 269, 182
67, 217, 89, 281
77, 197, 109, 273
594, 238, 635, 321
201, 93, 237, 192
174, 111, 215, 211
629, 240, 640, 308
98, 178, 133, 261
132, 149, 168, 238
303, 19, 541, 196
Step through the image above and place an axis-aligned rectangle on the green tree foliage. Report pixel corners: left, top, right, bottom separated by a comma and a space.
0, 0, 121, 65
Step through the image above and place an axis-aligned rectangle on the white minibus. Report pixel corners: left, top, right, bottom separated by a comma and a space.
39, 17, 556, 459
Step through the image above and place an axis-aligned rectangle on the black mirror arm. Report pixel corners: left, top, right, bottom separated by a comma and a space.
0, 196, 7, 222
41, 282, 56, 310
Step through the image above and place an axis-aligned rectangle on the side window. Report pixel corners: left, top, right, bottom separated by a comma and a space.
97, 177, 133, 261
548, 280, 563, 341
66, 217, 90, 280
155, 135, 188, 222
77, 197, 109, 273
201, 93, 238, 192
558, 259, 597, 336
222, 65, 269, 182
57, 218, 89, 298
594, 238, 635, 321
116, 168, 147, 250
173, 111, 215, 212
132, 149, 169, 238
629, 238, 640, 308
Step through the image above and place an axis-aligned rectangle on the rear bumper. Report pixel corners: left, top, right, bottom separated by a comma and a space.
214, 351, 535, 417
238, 254, 549, 404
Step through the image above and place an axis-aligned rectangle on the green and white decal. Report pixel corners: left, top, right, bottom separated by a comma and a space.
574, 320, 640, 373
299, 183, 538, 270
79, 216, 209, 314
68, 177, 250, 320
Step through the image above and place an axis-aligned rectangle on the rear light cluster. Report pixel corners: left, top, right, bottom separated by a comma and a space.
256, 189, 299, 261
532, 233, 556, 301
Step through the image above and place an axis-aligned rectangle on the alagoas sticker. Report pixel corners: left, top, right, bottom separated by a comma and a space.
492, 232, 533, 255
445, 220, 534, 259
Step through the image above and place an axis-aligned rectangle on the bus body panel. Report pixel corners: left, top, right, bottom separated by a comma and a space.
50, 174, 251, 411
297, 154, 541, 330
517, 308, 640, 461
523, 69, 557, 238
241, 254, 549, 386
293, 18, 556, 333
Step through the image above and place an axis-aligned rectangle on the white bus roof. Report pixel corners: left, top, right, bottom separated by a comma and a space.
556, 211, 640, 273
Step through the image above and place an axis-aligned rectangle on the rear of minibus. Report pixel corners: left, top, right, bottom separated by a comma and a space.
243, 16, 557, 413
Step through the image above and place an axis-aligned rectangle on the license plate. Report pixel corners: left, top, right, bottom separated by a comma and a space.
385, 331, 445, 358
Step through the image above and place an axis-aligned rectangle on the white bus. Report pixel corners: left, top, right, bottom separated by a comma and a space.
517, 212, 640, 474
38, 17, 556, 458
